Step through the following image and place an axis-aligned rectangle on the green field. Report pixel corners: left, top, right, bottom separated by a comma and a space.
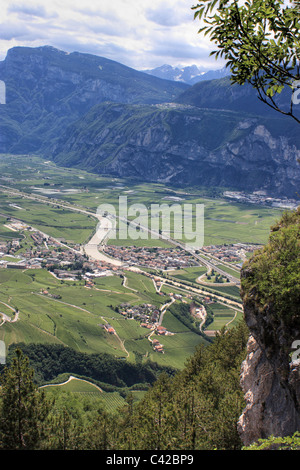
41, 374, 147, 413
41, 376, 128, 413
106, 199, 279, 247
205, 302, 243, 331
0, 193, 95, 244
42, 376, 103, 393
203, 284, 241, 299
0, 268, 208, 369
168, 266, 208, 283
0, 153, 286, 375
0, 154, 283, 248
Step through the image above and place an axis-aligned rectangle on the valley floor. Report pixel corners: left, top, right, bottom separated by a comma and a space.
0, 154, 284, 378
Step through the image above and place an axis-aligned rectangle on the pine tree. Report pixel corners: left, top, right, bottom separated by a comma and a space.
0, 348, 51, 449
46, 405, 84, 450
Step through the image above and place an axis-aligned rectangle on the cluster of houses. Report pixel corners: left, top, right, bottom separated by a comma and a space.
117, 302, 161, 323
201, 243, 259, 266
0, 227, 122, 280
223, 190, 300, 210
116, 302, 173, 353
0, 238, 25, 269
0, 238, 20, 255
98, 303, 170, 353
151, 338, 164, 353
102, 245, 199, 270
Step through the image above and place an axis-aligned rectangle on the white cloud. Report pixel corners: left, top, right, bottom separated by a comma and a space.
0, 0, 225, 70
145, 5, 188, 27
7, 3, 58, 19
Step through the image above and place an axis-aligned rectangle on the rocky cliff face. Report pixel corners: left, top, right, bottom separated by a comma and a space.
238, 208, 300, 446
53, 102, 300, 198
238, 337, 300, 446
0, 46, 299, 199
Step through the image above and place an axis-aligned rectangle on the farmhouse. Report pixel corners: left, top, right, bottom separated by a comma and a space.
156, 326, 167, 335
152, 339, 164, 353
104, 324, 116, 334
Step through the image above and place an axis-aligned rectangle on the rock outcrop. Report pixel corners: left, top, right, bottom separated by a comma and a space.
238, 336, 300, 446
238, 208, 300, 446
1, 46, 300, 199
52, 101, 300, 198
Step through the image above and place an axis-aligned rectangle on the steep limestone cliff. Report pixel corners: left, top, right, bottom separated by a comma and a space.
52, 101, 300, 198
238, 208, 300, 446
0, 46, 299, 199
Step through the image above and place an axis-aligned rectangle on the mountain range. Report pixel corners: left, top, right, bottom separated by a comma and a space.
0, 46, 299, 198
142, 64, 231, 85
0, 46, 188, 154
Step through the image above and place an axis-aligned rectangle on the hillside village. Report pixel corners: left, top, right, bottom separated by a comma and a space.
0, 218, 120, 279
96, 302, 177, 355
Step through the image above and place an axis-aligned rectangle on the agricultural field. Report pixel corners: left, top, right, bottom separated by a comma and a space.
205, 302, 243, 332
0, 154, 283, 248
203, 284, 241, 299
41, 375, 146, 413
163, 266, 241, 302
168, 266, 208, 283
0, 214, 23, 241
0, 153, 286, 376
0, 268, 208, 370
0, 192, 96, 245
41, 376, 124, 413
105, 197, 280, 247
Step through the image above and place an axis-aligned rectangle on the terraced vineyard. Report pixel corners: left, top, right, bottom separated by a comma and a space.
41, 376, 128, 413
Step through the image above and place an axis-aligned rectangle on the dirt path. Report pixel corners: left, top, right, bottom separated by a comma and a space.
39, 375, 103, 392
34, 293, 129, 357
0, 301, 19, 325
158, 297, 175, 325
122, 276, 138, 292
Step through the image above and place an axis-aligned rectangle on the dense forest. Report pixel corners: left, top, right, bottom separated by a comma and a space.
3, 343, 175, 391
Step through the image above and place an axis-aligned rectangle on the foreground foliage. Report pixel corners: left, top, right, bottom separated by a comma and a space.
241, 207, 300, 327
243, 432, 300, 450
0, 349, 50, 449
192, 0, 300, 123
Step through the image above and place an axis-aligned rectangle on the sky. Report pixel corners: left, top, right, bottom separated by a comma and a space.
0, 0, 226, 71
